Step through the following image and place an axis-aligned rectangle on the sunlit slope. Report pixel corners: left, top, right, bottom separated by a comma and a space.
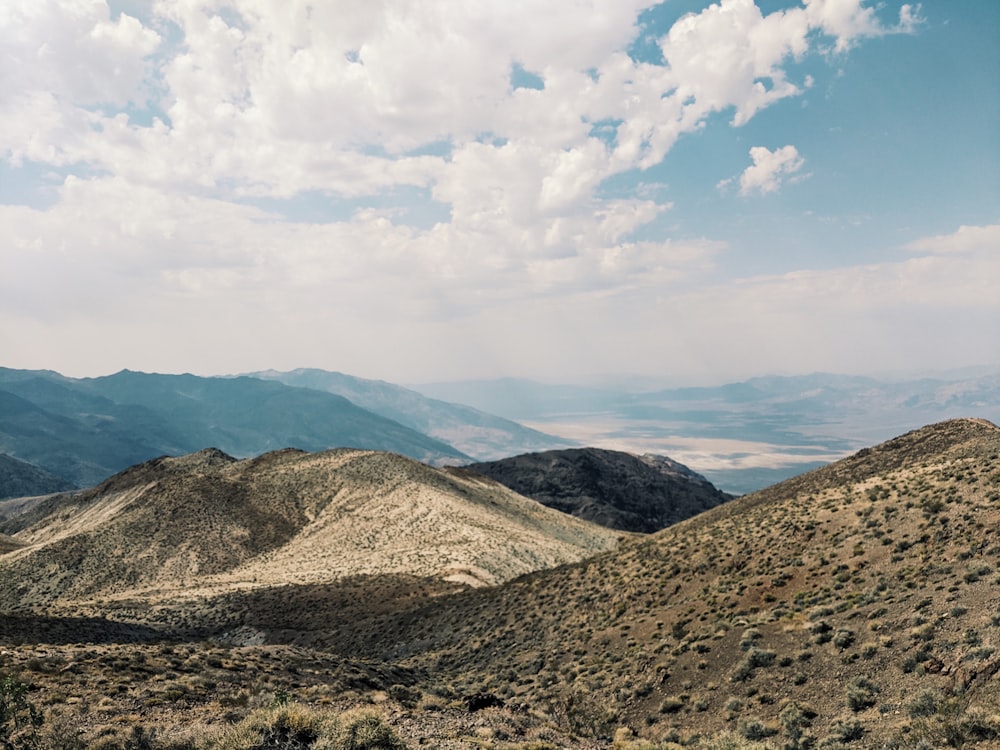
310, 418, 1000, 746
0, 447, 621, 611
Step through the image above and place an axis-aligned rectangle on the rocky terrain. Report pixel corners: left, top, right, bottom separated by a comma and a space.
0, 419, 997, 749
0, 447, 621, 616
466, 447, 732, 533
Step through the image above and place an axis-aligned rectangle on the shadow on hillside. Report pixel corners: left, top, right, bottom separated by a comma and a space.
190, 575, 468, 641
0, 613, 164, 644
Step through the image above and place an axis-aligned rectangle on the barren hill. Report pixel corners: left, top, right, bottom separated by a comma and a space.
298, 418, 1000, 747
465, 447, 732, 533
0, 446, 622, 613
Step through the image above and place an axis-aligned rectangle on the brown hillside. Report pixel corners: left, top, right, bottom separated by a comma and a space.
1, 419, 997, 749
0, 447, 621, 613
275, 418, 999, 747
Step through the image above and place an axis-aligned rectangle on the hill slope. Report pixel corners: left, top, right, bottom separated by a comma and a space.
466, 447, 732, 533
2, 419, 997, 748
0, 446, 621, 613
299, 418, 1000, 747
0, 368, 468, 487
251, 368, 575, 461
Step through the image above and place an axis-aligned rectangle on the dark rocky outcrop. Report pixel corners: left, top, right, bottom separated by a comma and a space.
466, 447, 732, 533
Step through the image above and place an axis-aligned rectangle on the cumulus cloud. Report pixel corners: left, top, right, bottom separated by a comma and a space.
0, 1, 160, 107
718, 145, 806, 195
1, 0, 917, 201
0, 0, 946, 380
804, 0, 923, 52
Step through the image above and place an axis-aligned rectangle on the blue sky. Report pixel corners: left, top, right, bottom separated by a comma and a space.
1, 0, 997, 384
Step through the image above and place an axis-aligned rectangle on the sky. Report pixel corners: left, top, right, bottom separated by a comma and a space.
1, 0, 998, 386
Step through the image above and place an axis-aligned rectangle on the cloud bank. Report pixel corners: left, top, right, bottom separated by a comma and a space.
4, 0, 989, 384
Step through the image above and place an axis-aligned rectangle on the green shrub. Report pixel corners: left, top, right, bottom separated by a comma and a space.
732, 648, 777, 681
659, 695, 685, 714
0, 674, 43, 749
700, 730, 773, 749
906, 688, 943, 718
832, 629, 855, 649
825, 717, 863, 742
208, 705, 407, 750
845, 677, 879, 712
739, 718, 778, 741
739, 628, 762, 651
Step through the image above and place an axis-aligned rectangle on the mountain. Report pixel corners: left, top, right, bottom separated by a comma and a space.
0, 452, 76, 499
414, 372, 1000, 494
465, 447, 732, 533
0, 368, 468, 488
412, 376, 624, 420
0, 446, 622, 613
2, 419, 998, 748
250, 368, 574, 461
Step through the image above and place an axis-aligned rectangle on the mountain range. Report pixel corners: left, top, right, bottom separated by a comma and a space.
0, 367, 469, 492
415, 370, 1000, 493
0, 418, 997, 748
5, 366, 995, 500
250, 367, 573, 460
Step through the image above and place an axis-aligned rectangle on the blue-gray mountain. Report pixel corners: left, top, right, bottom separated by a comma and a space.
0, 368, 468, 490
0, 453, 74, 500
249, 368, 574, 461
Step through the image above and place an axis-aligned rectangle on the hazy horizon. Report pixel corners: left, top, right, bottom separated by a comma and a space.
3, 362, 999, 391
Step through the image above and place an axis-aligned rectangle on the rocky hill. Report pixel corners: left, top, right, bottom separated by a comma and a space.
466, 447, 732, 533
303, 418, 1000, 747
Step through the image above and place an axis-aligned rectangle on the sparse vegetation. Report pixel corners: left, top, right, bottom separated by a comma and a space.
0, 418, 998, 748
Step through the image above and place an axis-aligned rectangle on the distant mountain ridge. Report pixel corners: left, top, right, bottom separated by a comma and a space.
415, 370, 1000, 493
465, 447, 733, 533
250, 368, 574, 461
0, 367, 468, 490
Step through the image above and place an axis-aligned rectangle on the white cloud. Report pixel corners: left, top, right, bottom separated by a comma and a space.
804, 0, 923, 52
720, 144, 806, 195
0, 1, 160, 107
0, 0, 958, 382
0, 0, 916, 202
905, 223, 1000, 255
